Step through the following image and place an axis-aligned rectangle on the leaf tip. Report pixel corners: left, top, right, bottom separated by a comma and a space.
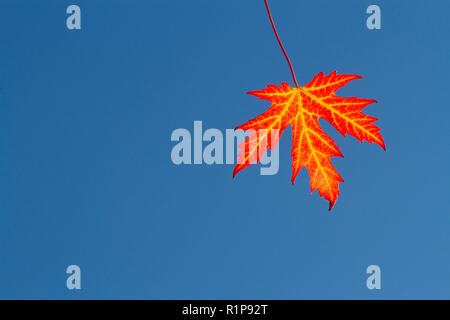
328, 200, 336, 211
378, 139, 387, 151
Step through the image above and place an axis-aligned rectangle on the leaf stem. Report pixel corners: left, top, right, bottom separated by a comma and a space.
264, 0, 299, 87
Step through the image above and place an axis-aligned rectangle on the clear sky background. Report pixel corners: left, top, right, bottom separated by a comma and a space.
0, 0, 449, 299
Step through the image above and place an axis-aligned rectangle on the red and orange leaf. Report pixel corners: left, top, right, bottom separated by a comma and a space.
233, 71, 385, 210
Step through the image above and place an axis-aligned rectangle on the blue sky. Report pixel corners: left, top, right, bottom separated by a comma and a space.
0, 0, 449, 299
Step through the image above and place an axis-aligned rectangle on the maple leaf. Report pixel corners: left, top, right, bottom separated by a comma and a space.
232, 0, 386, 210
233, 71, 386, 210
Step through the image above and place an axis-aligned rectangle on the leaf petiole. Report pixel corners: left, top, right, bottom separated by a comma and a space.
264, 0, 299, 87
